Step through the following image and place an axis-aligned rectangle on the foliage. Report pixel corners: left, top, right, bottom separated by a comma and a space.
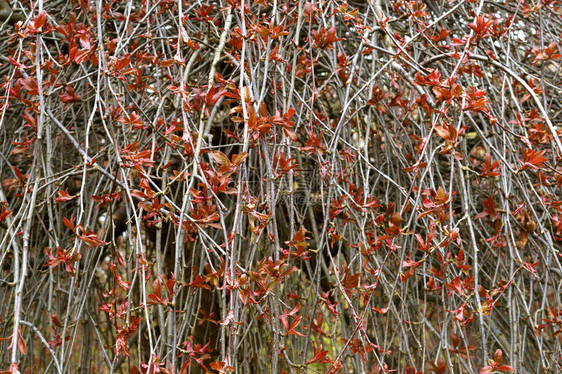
0, 0, 561, 373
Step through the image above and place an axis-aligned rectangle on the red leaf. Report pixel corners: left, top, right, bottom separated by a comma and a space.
79, 231, 108, 247
8, 57, 30, 69
479, 366, 493, 374
493, 348, 503, 363
34, 10, 47, 29
519, 148, 547, 170
79, 34, 90, 50
160, 59, 175, 67
17, 333, 26, 355
480, 153, 501, 177
284, 128, 298, 142
220, 310, 242, 326
63, 216, 76, 233
231, 152, 248, 166
427, 359, 447, 374
497, 365, 515, 372
59, 86, 82, 104
287, 315, 305, 336
51, 314, 62, 328
0, 205, 13, 223
115, 54, 131, 71
54, 189, 78, 203
445, 276, 465, 296
306, 342, 331, 364
434, 123, 460, 147
152, 278, 161, 298
211, 151, 231, 166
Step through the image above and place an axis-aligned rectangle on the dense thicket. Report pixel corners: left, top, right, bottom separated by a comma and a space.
0, 0, 561, 373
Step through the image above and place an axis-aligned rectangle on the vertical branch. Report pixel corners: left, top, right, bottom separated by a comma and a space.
457, 159, 488, 363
